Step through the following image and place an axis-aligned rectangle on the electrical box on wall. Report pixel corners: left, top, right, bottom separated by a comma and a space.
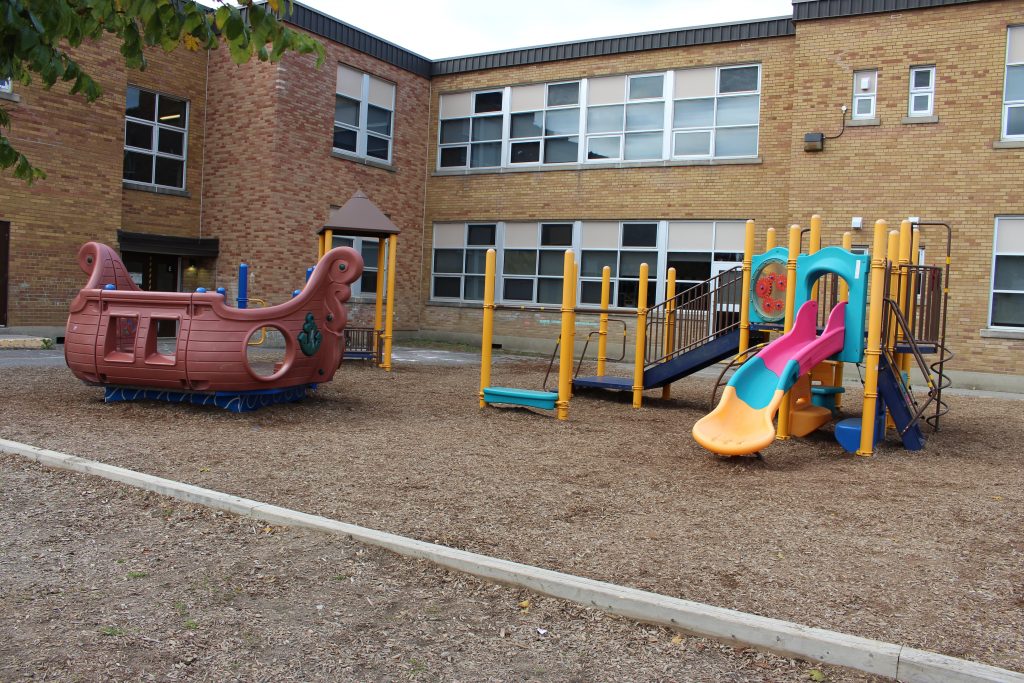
803, 132, 824, 152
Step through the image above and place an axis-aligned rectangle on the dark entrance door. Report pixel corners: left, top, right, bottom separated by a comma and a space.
121, 251, 180, 336
0, 222, 9, 327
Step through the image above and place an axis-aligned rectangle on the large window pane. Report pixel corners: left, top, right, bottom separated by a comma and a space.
994, 255, 1024, 290
1006, 65, 1024, 102
157, 96, 187, 128
440, 118, 470, 144
335, 96, 360, 126
629, 74, 664, 100
624, 132, 662, 160
625, 102, 664, 131
366, 135, 390, 160
125, 122, 152, 150
714, 126, 757, 157
545, 108, 579, 136
433, 276, 461, 298
158, 129, 184, 156
1007, 106, 1024, 136
360, 271, 378, 294
622, 224, 658, 247
719, 66, 759, 93
913, 68, 932, 89
547, 82, 579, 107
472, 116, 502, 141
667, 252, 712, 281
541, 223, 573, 246
467, 224, 496, 245
715, 95, 759, 126
474, 91, 503, 113
673, 98, 714, 128
620, 251, 657, 277
991, 292, 1024, 327
504, 250, 537, 275
503, 279, 534, 301
581, 251, 617, 277
465, 249, 488, 274
511, 112, 543, 138
123, 151, 153, 183
674, 130, 711, 156
470, 142, 501, 167
126, 87, 156, 120
587, 105, 623, 133
439, 146, 467, 167
511, 141, 541, 163
464, 276, 485, 301
544, 136, 578, 163
537, 278, 564, 304
367, 105, 392, 135
333, 126, 357, 152
154, 156, 184, 188
580, 280, 604, 304
587, 136, 620, 160
434, 249, 464, 273
361, 241, 380, 265
539, 251, 565, 276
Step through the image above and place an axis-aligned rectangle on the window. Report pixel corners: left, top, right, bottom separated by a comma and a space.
585, 74, 666, 162
123, 86, 188, 190
438, 91, 504, 169
1004, 26, 1024, 139
334, 65, 395, 163
431, 223, 497, 299
579, 222, 658, 308
509, 82, 581, 165
908, 66, 935, 117
331, 236, 382, 298
672, 65, 760, 159
852, 70, 877, 119
0, 78, 11, 93
500, 223, 573, 302
990, 217, 1024, 328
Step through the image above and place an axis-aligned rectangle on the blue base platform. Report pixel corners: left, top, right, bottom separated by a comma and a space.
103, 384, 315, 412
483, 386, 558, 411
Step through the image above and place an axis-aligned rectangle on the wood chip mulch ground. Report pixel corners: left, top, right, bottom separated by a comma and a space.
1, 352, 1021, 679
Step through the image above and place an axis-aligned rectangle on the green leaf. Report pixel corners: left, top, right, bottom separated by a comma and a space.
808, 669, 826, 682
214, 6, 230, 30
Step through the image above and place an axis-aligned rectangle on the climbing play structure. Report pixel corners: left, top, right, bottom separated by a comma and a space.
64, 242, 363, 411
694, 216, 951, 457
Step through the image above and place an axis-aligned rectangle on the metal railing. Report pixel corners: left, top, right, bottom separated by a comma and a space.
344, 326, 382, 363
643, 267, 743, 368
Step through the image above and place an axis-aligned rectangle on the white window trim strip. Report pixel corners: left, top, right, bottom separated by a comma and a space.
989, 216, 1024, 329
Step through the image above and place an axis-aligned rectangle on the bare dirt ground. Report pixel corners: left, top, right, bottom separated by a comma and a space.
1, 353, 1022, 677
1, 455, 870, 682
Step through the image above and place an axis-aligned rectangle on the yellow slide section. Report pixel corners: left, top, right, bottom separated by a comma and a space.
692, 386, 787, 456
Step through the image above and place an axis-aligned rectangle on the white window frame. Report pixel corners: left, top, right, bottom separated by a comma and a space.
0, 78, 11, 93
330, 235, 383, 299
583, 74, 668, 164
908, 65, 935, 117
989, 216, 1024, 329
123, 85, 189, 191
671, 64, 761, 161
333, 66, 395, 164
1003, 26, 1024, 140
430, 223, 498, 301
852, 70, 877, 120
507, 82, 582, 167
499, 222, 575, 304
438, 91, 505, 170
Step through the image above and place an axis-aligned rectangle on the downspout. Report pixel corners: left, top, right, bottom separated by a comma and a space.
198, 48, 210, 239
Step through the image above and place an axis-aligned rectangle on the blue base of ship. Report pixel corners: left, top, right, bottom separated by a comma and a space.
103, 384, 316, 412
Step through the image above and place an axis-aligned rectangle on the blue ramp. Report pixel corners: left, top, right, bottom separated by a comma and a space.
877, 355, 926, 451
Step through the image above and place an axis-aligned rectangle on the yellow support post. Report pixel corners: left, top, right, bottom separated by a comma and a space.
632, 263, 649, 410
858, 220, 890, 456
373, 237, 386, 365
324, 229, 334, 255
556, 250, 576, 421
834, 231, 853, 407
776, 225, 801, 440
597, 266, 611, 377
479, 249, 497, 408
661, 267, 676, 400
896, 220, 913, 366
885, 230, 900, 356
317, 232, 326, 259
765, 227, 776, 251
381, 234, 398, 372
902, 227, 922, 374
739, 219, 755, 361
809, 214, 822, 301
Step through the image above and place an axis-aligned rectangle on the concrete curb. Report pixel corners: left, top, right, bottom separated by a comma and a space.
2, 438, 1021, 683
0, 336, 52, 350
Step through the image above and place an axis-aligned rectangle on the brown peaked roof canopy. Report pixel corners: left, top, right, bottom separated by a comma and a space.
319, 190, 401, 238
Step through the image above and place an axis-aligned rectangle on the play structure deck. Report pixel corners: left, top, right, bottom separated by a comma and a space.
64, 242, 363, 411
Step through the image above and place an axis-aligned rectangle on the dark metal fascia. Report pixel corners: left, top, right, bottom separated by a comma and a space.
429, 17, 796, 76
792, 0, 989, 21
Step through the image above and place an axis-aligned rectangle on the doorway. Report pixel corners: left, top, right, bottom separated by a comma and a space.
121, 251, 180, 336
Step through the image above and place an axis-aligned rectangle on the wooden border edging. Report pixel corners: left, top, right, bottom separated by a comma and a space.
2, 438, 1021, 683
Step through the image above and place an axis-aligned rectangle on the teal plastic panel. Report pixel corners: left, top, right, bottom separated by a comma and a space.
794, 247, 869, 363
748, 247, 789, 325
484, 386, 558, 411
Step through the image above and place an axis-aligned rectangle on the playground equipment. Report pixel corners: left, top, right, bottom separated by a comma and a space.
479, 248, 577, 419
65, 242, 363, 411
693, 216, 951, 457
315, 190, 399, 371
